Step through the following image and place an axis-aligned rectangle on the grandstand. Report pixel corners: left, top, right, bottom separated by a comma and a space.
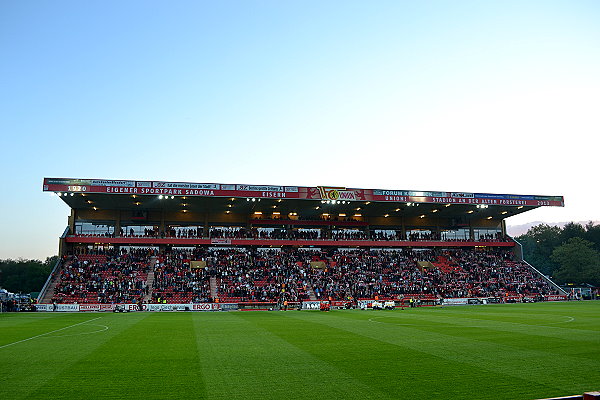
38, 177, 567, 309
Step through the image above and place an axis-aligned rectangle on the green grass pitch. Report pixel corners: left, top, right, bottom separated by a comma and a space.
1, 302, 598, 400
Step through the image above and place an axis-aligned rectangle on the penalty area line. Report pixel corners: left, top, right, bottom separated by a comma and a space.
0, 316, 102, 350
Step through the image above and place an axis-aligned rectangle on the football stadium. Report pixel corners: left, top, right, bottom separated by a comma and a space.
1, 177, 598, 399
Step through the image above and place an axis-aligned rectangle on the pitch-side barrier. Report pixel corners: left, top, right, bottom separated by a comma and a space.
34, 303, 232, 312
33, 294, 569, 313
442, 294, 567, 305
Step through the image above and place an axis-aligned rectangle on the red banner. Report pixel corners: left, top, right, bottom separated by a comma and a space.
43, 178, 564, 207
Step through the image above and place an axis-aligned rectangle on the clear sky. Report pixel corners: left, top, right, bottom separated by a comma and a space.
1, 1, 599, 260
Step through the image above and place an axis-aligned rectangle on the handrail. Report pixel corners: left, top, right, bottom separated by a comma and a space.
37, 227, 70, 302
37, 257, 62, 302
512, 237, 567, 295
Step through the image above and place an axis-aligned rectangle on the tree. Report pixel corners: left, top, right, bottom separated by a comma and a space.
561, 222, 586, 243
44, 256, 60, 269
550, 238, 600, 286
516, 224, 562, 275
0, 258, 54, 293
584, 222, 600, 252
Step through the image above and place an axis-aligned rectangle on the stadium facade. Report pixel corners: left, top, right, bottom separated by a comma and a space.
37, 177, 567, 311
43, 177, 564, 252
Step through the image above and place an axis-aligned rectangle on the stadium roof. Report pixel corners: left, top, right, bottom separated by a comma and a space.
44, 177, 563, 221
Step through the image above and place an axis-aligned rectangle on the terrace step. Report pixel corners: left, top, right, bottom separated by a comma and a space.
306, 285, 317, 301
209, 277, 218, 300
40, 260, 70, 303
143, 257, 157, 302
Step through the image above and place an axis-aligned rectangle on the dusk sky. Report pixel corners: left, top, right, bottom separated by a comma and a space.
1, 1, 599, 260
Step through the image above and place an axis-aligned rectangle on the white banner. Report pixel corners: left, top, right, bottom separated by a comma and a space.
146, 303, 219, 311
442, 298, 470, 305
442, 298, 485, 305
92, 180, 136, 187
546, 295, 568, 301
236, 185, 283, 192
357, 300, 373, 309
36, 304, 81, 312
302, 301, 322, 310
146, 304, 179, 311
58, 304, 79, 312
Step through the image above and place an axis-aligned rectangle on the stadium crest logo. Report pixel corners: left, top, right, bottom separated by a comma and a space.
318, 186, 357, 201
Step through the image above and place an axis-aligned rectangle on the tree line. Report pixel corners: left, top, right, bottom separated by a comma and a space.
0, 256, 58, 294
516, 222, 600, 286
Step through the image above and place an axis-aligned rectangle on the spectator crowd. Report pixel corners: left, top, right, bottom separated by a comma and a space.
51, 247, 559, 305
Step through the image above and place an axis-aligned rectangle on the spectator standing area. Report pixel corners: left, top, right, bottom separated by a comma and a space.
39, 177, 567, 309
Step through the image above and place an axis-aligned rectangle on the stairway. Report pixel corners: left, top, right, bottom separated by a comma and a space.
40, 276, 61, 303
40, 261, 69, 303
209, 277, 218, 301
143, 257, 158, 302
306, 285, 317, 301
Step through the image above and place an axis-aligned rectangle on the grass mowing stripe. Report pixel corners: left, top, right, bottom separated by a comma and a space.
366, 313, 600, 361
431, 303, 600, 332
288, 308, 598, 398
194, 312, 387, 400
0, 314, 57, 328
246, 311, 545, 400
0, 312, 147, 400
0, 316, 102, 349
29, 313, 206, 400
0, 312, 104, 346
398, 305, 600, 341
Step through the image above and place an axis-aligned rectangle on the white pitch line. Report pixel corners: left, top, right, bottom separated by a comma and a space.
368, 314, 576, 327
368, 316, 417, 326
48, 324, 110, 337
547, 316, 575, 324
0, 317, 102, 350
